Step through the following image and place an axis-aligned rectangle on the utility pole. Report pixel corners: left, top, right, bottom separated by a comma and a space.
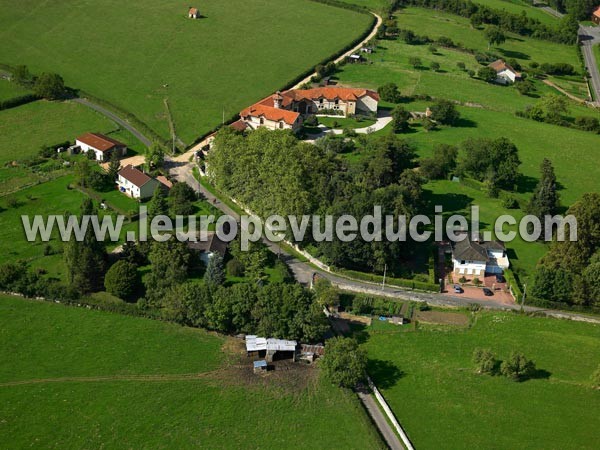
521, 283, 527, 312
381, 264, 387, 291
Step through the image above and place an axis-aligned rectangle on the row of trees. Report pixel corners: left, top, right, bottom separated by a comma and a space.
13, 65, 67, 100
473, 348, 537, 381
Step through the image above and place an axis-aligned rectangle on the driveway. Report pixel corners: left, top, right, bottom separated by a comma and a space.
304, 109, 392, 141
73, 98, 153, 147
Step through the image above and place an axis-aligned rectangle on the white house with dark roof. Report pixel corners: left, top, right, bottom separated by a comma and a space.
452, 233, 509, 277
76, 133, 127, 162
117, 165, 159, 200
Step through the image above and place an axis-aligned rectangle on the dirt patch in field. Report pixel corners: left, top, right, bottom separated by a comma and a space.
339, 312, 372, 326
208, 338, 318, 394
415, 310, 469, 326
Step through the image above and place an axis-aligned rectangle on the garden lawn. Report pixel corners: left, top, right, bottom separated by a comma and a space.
0, 295, 382, 449
0, 78, 30, 101
360, 310, 600, 450
0, 0, 372, 144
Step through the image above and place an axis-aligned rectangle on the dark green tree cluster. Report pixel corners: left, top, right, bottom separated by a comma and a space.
320, 337, 368, 388
104, 260, 140, 300
419, 144, 458, 180
429, 99, 460, 125
169, 182, 197, 216
472, 348, 536, 381
377, 82, 403, 103
526, 159, 560, 224
459, 137, 521, 194
63, 199, 107, 294
531, 193, 600, 307
179, 282, 328, 341
207, 128, 426, 276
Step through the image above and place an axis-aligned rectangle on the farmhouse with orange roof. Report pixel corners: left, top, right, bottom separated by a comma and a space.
239, 87, 379, 132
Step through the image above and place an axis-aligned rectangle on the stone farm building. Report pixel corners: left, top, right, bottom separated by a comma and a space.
488, 59, 522, 84
452, 233, 509, 277
75, 133, 127, 162
117, 164, 159, 200
240, 87, 379, 132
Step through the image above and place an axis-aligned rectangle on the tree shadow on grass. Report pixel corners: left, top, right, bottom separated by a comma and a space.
453, 117, 478, 128
351, 323, 370, 345
498, 48, 529, 60
423, 190, 474, 213
368, 359, 404, 389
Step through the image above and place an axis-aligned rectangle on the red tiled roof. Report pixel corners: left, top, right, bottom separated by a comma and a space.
156, 175, 173, 189
594, 6, 600, 18
189, 7, 198, 15
118, 164, 153, 188
488, 59, 521, 77
284, 87, 380, 103
240, 103, 300, 126
230, 119, 248, 132
76, 133, 126, 152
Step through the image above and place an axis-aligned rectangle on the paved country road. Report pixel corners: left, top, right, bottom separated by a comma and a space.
579, 25, 600, 106
73, 98, 153, 148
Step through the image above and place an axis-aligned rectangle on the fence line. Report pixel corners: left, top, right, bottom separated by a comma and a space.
368, 376, 415, 450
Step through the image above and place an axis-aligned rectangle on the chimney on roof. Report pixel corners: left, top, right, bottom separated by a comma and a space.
273, 91, 283, 109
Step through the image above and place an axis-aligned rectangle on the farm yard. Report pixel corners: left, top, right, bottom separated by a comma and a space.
359, 310, 600, 449
0, 0, 373, 145
0, 295, 383, 449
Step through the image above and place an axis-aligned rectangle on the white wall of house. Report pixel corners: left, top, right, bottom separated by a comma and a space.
496, 69, 517, 84
76, 140, 104, 161
356, 95, 378, 114
453, 259, 487, 277
117, 176, 158, 200
245, 115, 298, 131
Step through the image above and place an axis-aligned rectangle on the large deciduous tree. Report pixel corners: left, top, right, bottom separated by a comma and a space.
321, 337, 368, 388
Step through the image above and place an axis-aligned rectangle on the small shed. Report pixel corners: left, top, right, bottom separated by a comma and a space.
389, 315, 405, 326
253, 360, 268, 374
188, 7, 199, 19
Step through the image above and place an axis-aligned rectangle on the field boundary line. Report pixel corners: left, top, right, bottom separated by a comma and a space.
0, 371, 221, 387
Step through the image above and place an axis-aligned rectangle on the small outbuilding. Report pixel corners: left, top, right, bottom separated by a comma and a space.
188, 7, 199, 19
253, 360, 268, 374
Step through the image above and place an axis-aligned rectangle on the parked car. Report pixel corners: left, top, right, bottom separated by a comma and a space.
495, 274, 505, 283
483, 287, 494, 296
453, 284, 463, 294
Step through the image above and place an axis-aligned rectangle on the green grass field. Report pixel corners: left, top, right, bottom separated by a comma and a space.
471, 0, 559, 26
0, 101, 127, 166
397, 7, 578, 67
360, 311, 600, 449
0, 295, 383, 449
0, 78, 30, 101
0, 0, 372, 144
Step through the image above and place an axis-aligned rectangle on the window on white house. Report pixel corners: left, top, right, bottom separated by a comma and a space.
279, 122, 284, 129
259, 118, 264, 125
461, 260, 465, 264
